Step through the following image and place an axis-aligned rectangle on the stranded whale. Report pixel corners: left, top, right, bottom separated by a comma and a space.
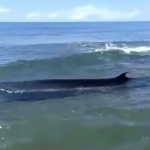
0, 72, 132, 101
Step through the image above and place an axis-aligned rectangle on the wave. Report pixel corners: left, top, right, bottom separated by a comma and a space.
0, 41, 150, 81
0, 49, 149, 81
103, 43, 150, 54
0, 50, 132, 82
1, 41, 150, 70
1, 41, 150, 56
75, 41, 150, 54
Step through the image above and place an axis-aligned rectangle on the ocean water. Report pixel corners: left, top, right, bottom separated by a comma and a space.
0, 22, 150, 150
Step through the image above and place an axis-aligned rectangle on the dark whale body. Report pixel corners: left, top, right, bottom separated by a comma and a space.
0, 72, 131, 101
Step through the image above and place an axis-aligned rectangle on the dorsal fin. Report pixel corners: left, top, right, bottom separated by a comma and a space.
115, 72, 130, 82
117, 72, 129, 78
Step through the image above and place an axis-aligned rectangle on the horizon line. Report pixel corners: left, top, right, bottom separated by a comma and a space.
0, 20, 150, 23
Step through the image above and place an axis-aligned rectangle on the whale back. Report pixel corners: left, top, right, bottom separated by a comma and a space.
0, 72, 131, 90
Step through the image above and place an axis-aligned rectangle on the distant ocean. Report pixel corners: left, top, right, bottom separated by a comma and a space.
0, 22, 150, 150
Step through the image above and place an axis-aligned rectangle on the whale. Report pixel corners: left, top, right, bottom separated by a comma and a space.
0, 72, 132, 101
0, 72, 130, 90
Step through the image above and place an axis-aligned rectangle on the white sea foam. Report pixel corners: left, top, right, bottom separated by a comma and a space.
0, 88, 25, 94
84, 42, 150, 54
107, 43, 150, 53
0, 89, 13, 93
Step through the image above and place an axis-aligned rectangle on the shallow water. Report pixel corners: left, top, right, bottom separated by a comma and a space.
0, 22, 150, 150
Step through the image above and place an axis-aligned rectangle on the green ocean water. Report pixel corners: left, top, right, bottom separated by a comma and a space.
1, 22, 150, 150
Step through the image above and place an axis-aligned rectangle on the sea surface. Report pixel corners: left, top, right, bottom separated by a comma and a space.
0, 22, 150, 150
